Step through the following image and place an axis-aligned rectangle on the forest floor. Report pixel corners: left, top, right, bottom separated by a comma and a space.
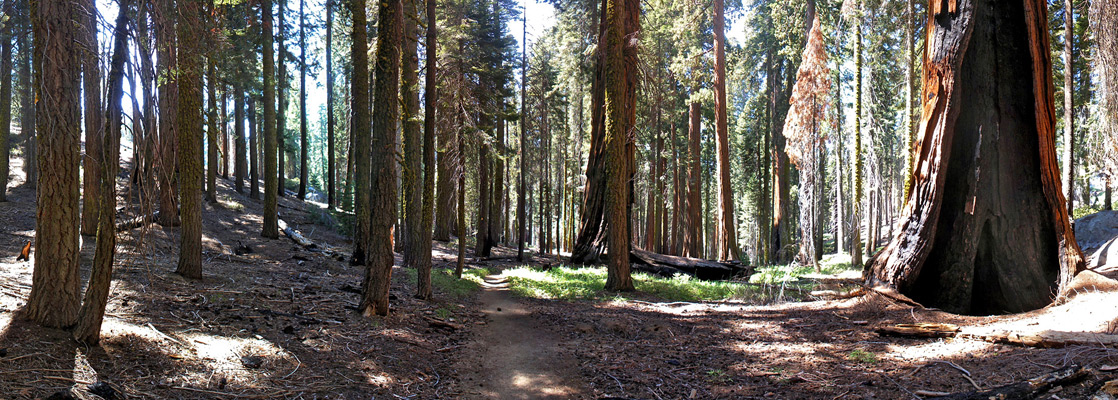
2, 156, 1118, 399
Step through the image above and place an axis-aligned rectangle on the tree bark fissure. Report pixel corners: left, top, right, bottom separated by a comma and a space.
865, 0, 1085, 315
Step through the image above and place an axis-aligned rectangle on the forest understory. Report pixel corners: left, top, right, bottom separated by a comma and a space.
3, 159, 1118, 400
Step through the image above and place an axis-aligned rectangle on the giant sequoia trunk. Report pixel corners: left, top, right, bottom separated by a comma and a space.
570, 0, 638, 274
865, 0, 1085, 315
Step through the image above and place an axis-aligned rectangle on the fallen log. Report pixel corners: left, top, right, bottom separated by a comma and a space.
957, 329, 1118, 348
877, 323, 1118, 348
927, 366, 1087, 399
629, 248, 754, 281
278, 219, 317, 249
877, 323, 961, 338
116, 211, 158, 232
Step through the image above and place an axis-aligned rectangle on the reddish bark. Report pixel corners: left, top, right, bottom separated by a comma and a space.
865, 0, 1085, 315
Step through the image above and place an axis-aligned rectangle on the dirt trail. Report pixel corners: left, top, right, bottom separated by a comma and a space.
458, 273, 586, 399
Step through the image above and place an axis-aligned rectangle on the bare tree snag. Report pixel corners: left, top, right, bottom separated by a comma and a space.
865, 0, 1085, 315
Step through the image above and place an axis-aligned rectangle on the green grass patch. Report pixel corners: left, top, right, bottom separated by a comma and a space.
503, 265, 786, 303
501, 255, 867, 304
218, 198, 244, 211
847, 349, 878, 363
750, 253, 858, 285
398, 267, 490, 299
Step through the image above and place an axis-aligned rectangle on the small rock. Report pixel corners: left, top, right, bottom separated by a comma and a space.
496, 307, 502, 312
240, 355, 264, 369
87, 381, 116, 400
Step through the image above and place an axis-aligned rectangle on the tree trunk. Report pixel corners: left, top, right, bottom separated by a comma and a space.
402, 0, 421, 269
713, 0, 737, 261
685, 101, 702, 258
206, 58, 218, 203
221, 85, 229, 179
350, 0, 371, 265
1107, 176, 1113, 211
175, 0, 204, 279
601, 0, 638, 291
865, 0, 1085, 315
74, 1, 129, 343
137, 1, 155, 195
476, 127, 491, 257
489, 109, 505, 252
277, 0, 287, 196
1061, 0, 1075, 215
155, 0, 179, 226
263, 0, 279, 238
298, 0, 308, 200
80, 0, 101, 235
851, 1, 863, 268
645, 128, 657, 251
433, 122, 456, 241
904, 0, 916, 200
0, 8, 12, 202
326, 0, 335, 208
361, 0, 402, 317
248, 95, 259, 199
834, 68, 845, 257
570, 0, 610, 264
516, 12, 527, 260
456, 134, 465, 278
671, 127, 681, 256
417, 0, 436, 300
17, 4, 34, 189
234, 84, 246, 193
772, 81, 790, 263
1093, 0, 1117, 214
25, 0, 83, 328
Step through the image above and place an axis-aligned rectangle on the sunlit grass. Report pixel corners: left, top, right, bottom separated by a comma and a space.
501, 255, 865, 304
503, 266, 787, 303
398, 267, 490, 298
750, 253, 858, 284
218, 198, 244, 211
